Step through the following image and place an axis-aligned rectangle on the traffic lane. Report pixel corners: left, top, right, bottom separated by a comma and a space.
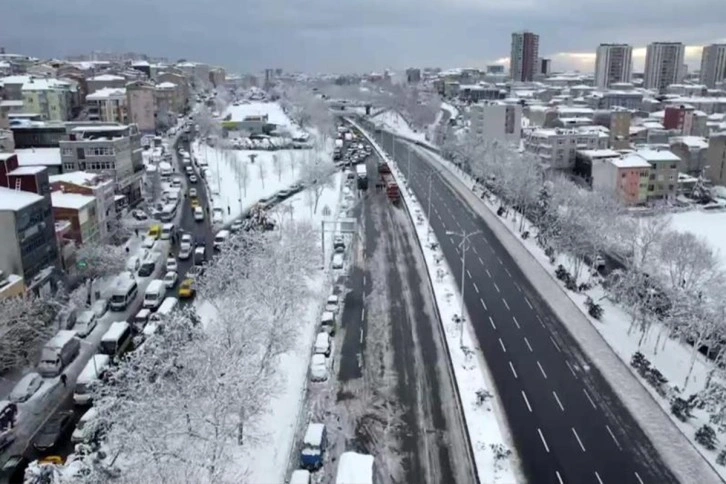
401, 143, 677, 483
338, 264, 366, 383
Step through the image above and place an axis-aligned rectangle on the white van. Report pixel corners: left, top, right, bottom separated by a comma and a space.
150, 297, 178, 323
159, 204, 177, 223
213, 230, 230, 251
71, 407, 98, 443
100, 322, 133, 358
290, 470, 311, 484
161, 223, 176, 240
37, 330, 81, 377
314, 332, 331, 357
73, 354, 111, 405
143, 280, 166, 309
110, 273, 138, 311
320, 311, 336, 336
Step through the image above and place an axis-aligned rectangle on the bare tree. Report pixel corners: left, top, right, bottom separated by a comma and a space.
300, 156, 335, 214
286, 151, 296, 178
258, 162, 266, 189
658, 231, 722, 293
75, 242, 128, 283
272, 154, 283, 182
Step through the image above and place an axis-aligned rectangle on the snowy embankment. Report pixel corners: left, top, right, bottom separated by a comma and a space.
371, 110, 427, 143
410, 145, 723, 483
350, 119, 517, 483
196, 173, 343, 484
670, 209, 726, 270
441, 101, 459, 119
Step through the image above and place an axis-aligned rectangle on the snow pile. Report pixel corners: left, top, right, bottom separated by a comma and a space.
351, 119, 517, 483
670, 210, 726, 270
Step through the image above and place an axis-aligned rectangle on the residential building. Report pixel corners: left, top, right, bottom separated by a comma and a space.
594, 44, 633, 88
21, 78, 74, 121
539, 58, 552, 77
486, 65, 505, 75
669, 136, 709, 174
524, 127, 609, 170
130, 61, 151, 78
51, 191, 99, 245
574, 148, 621, 181
0, 129, 14, 152
0, 175, 59, 282
591, 152, 651, 205
700, 44, 726, 88
154, 82, 179, 130
86, 87, 127, 123
663, 105, 708, 136
126, 81, 156, 133
14, 148, 63, 176
86, 74, 126, 94
209, 67, 226, 87
458, 84, 506, 102
510, 31, 539, 82
0, 75, 32, 100
610, 110, 632, 149
0, 100, 24, 129
644, 42, 685, 92
635, 148, 680, 200
11, 121, 66, 149
156, 72, 190, 110
706, 132, 726, 185
406, 68, 422, 84
177, 62, 210, 88
50, 171, 116, 242
0, 273, 25, 301
59, 123, 144, 204
467, 102, 522, 144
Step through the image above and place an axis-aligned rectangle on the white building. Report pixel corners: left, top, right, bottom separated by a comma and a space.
86, 88, 127, 124
594, 44, 633, 89
700, 44, 726, 88
467, 102, 522, 144
50, 171, 116, 243
510, 31, 539, 82
644, 42, 685, 92
524, 127, 609, 170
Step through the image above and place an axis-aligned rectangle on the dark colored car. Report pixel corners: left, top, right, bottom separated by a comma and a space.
33, 411, 74, 452
0, 454, 29, 484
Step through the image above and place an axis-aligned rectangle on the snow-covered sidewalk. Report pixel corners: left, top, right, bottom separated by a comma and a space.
351, 119, 518, 483
409, 144, 723, 484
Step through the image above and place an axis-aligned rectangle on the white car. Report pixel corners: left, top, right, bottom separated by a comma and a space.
194, 206, 204, 222
189, 175, 198, 184
74, 310, 98, 338
163, 271, 178, 289
185, 166, 194, 176
181, 233, 193, 246
166, 257, 178, 272
325, 295, 339, 313
141, 236, 156, 250
189, 188, 197, 198
309, 354, 328, 382
212, 209, 224, 224
9, 372, 43, 403
91, 298, 109, 318
331, 253, 344, 269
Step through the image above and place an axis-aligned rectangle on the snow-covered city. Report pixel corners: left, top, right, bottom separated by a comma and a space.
2, 5, 726, 484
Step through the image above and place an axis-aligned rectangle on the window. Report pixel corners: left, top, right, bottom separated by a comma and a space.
85, 146, 114, 157
670, 164, 677, 169
668, 184, 674, 190
648, 185, 655, 191
61, 147, 73, 156
621, 173, 627, 178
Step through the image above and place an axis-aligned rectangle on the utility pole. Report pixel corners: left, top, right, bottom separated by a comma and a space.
426, 173, 434, 241
446, 229, 481, 347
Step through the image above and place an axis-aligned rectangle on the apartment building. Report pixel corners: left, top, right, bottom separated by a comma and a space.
669, 136, 709, 174
700, 44, 726, 88
591, 152, 651, 205
636, 148, 680, 200
86, 87, 127, 123
586, 91, 643, 110
594, 44, 633, 89
156, 71, 190, 109
644, 42, 685, 92
610, 110, 632, 150
406, 68, 422, 83
467, 102, 522, 143
126, 81, 156, 133
154, 82, 179, 129
524, 127, 610, 170
59, 123, 144, 204
50, 171, 116, 242
706, 132, 726, 185
51, 190, 99, 245
209, 67, 226, 87
176, 62, 210, 88
663, 105, 708, 137
510, 31, 539, 82
86, 74, 126, 94
21, 78, 74, 121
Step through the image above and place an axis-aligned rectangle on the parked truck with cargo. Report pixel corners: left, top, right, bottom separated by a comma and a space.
355, 164, 368, 190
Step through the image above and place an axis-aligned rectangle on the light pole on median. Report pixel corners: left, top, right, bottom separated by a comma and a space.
426, 172, 435, 242
446, 229, 481, 347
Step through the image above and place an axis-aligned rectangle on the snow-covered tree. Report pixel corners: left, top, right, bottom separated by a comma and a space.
74, 242, 127, 283
0, 293, 56, 373
272, 153, 283, 182
257, 162, 266, 189
300, 155, 335, 214
658, 231, 723, 293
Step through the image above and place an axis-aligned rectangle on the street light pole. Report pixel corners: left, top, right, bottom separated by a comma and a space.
446, 229, 481, 347
427, 173, 434, 241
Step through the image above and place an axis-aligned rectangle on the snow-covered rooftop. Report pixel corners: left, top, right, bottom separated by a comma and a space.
14, 147, 62, 166
51, 191, 96, 210
89, 74, 125, 81
156, 81, 176, 89
578, 149, 621, 159
0, 75, 33, 85
22, 78, 70, 91
611, 154, 652, 169
335, 452, 374, 484
224, 102, 298, 133
50, 171, 103, 186
9, 166, 46, 175
0, 100, 24, 107
635, 148, 681, 163
86, 87, 126, 101
670, 136, 708, 150
71, 125, 127, 133
0, 186, 43, 211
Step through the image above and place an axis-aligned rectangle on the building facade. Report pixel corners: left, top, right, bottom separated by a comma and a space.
524, 127, 609, 170
86, 74, 126, 94
467, 102, 522, 144
50, 171, 116, 243
669, 136, 709, 175
636, 148, 680, 200
706, 132, 726, 185
591, 153, 651, 205
86, 87, 127, 124
406, 68, 422, 83
644, 42, 685, 92
126, 81, 156, 133
699, 44, 726, 88
21, 78, 74, 121
594, 44, 633, 88
51, 191, 99, 245
510, 31, 539, 82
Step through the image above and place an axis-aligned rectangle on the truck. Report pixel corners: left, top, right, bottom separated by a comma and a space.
382, 173, 400, 204
355, 163, 368, 190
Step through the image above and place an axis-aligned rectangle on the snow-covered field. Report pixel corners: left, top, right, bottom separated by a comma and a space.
196, 173, 344, 484
670, 209, 726, 270
224, 101, 304, 137
351, 119, 517, 483
414, 146, 723, 482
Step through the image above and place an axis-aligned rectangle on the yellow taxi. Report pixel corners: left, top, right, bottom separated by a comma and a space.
148, 224, 162, 239
178, 279, 195, 299
190, 198, 200, 209
39, 456, 64, 465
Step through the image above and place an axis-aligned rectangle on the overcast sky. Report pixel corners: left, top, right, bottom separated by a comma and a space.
3, 0, 725, 75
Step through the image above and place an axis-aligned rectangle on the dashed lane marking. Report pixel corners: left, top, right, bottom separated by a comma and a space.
537, 361, 548, 379
473, 282, 480, 293
502, 298, 510, 311
480, 298, 488, 311
549, 336, 562, 353
525, 297, 533, 309
595, 471, 604, 484
493, 282, 500, 292
509, 361, 518, 379
566, 360, 578, 378
489, 316, 496, 329
583, 388, 597, 409
512, 316, 520, 329
521, 390, 533, 412
537, 428, 550, 453
605, 425, 622, 450
553, 391, 564, 411
572, 427, 586, 452
523, 337, 533, 352
498, 338, 506, 352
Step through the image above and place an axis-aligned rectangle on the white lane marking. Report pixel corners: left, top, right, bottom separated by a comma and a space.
512, 316, 520, 329
525, 297, 533, 309
509, 361, 518, 379
537, 361, 548, 379
555, 471, 564, 484
583, 388, 597, 409
536, 315, 545, 327
605, 425, 622, 450
489, 245, 495, 254
361, 307, 366, 320
478, 256, 484, 265
549, 336, 562, 353
595, 471, 604, 484
553, 391, 564, 411
493, 282, 500, 293
521, 390, 533, 412
572, 427, 586, 452
502, 298, 510, 311
466, 269, 472, 278
504, 268, 511, 277
498, 338, 506, 352
514, 281, 522, 292
472, 246, 478, 255
537, 428, 550, 453
489, 316, 496, 329
566, 360, 578, 378
497, 256, 503, 265
480, 298, 488, 311
359, 327, 364, 343
634, 472, 644, 484
449, 236, 455, 244
523, 337, 533, 352
486, 269, 492, 278
473, 282, 480, 293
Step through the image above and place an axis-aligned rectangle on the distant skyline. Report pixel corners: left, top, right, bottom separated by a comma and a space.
2, 0, 725, 74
